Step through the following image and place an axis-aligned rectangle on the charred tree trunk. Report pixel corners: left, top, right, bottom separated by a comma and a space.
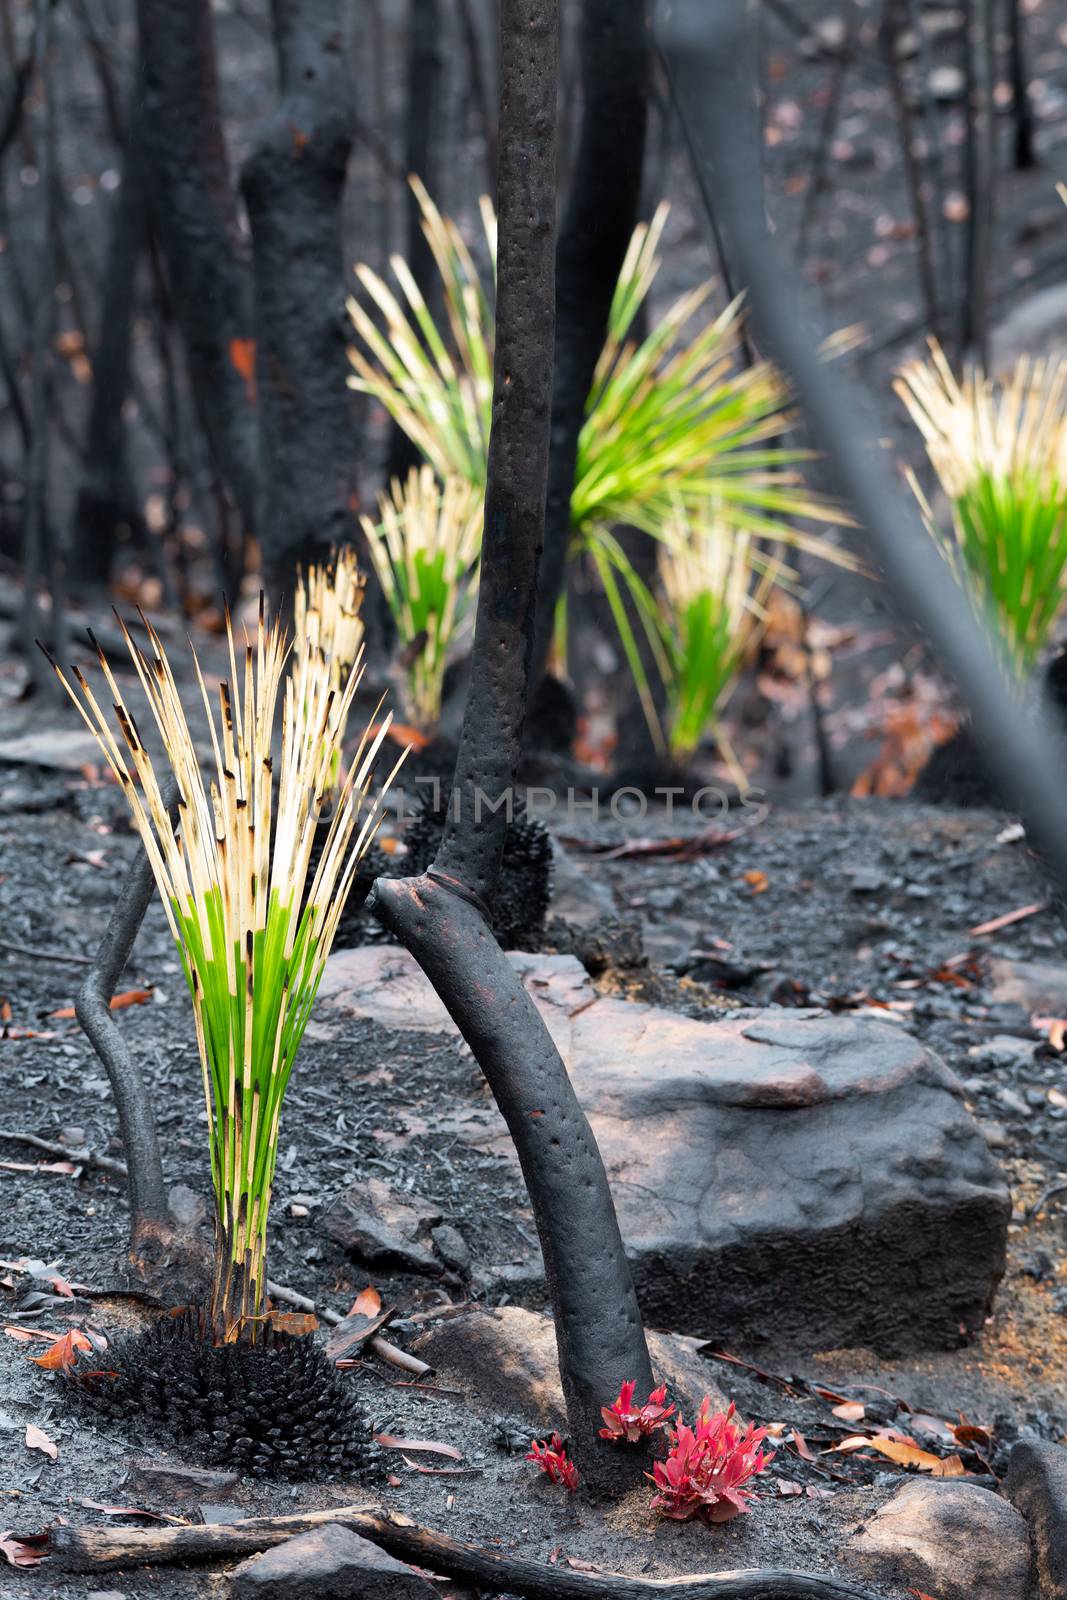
370, 0, 656, 1492
71, 88, 149, 590
385, 0, 443, 485
21, 0, 66, 697
528, 0, 650, 712
135, 0, 257, 535
242, 0, 362, 599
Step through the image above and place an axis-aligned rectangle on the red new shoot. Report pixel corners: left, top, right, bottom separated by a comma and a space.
650, 1400, 773, 1523
526, 1432, 579, 1491
600, 1379, 676, 1442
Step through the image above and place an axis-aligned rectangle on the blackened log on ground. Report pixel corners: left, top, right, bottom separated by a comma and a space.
136, 0, 257, 533
48, 1506, 885, 1599
241, 0, 365, 599
658, 0, 1067, 897
369, 0, 657, 1491
528, 0, 650, 705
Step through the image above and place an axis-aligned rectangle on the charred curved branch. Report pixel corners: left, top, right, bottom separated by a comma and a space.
75, 783, 177, 1239
371, 0, 655, 1488
241, 0, 362, 595
370, 874, 654, 1476
135, 0, 257, 531
48, 1503, 882, 1599
657, 0, 1067, 896
529, 0, 650, 696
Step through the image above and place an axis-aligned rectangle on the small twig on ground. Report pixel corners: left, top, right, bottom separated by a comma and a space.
0, 1130, 126, 1177
265, 1280, 431, 1373
1025, 1181, 1067, 1221
0, 939, 93, 967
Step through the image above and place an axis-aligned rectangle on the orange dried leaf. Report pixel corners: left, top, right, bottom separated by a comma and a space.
51, 987, 152, 1020
742, 869, 769, 895
0, 1531, 45, 1568
350, 1285, 382, 1318
266, 1311, 318, 1338
831, 1401, 866, 1423
30, 1329, 92, 1372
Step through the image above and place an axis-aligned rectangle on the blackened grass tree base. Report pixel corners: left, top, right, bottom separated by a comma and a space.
71, 1308, 371, 1481
402, 793, 553, 951
369, 0, 657, 1493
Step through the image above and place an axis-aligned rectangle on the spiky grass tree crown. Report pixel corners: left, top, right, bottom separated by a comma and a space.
657, 509, 782, 762
346, 188, 850, 560
360, 465, 484, 726
896, 340, 1067, 676
295, 546, 367, 693
294, 547, 367, 793
49, 607, 403, 1337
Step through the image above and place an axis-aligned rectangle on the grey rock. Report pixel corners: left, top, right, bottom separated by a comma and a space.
319, 949, 1008, 1352
988, 957, 1067, 1016
325, 1177, 441, 1275
1005, 1439, 1067, 1599
414, 1304, 728, 1429
969, 1034, 1037, 1070
847, 865, 886, 893
997, 1085, 1032, 1118
126, 1461, 238, 1503
430, 1223, 470, 1273
841, 1479, 1029, 1600
87, 1592, 128, 1600
981, 1119, 1010, 1150
231, 1524, 435, 1598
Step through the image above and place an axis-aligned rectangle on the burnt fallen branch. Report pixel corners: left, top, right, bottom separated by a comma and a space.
47, 1505, 883, 1599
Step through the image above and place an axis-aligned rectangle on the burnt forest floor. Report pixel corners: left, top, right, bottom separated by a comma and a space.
1, 764, 1066, 1598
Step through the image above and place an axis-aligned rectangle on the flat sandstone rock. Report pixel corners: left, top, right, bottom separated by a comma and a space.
412, 1303, 728, 1427
320, 948, 1009, 1352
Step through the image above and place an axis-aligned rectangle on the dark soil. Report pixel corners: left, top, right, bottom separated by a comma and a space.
2, 767, 1067, 1598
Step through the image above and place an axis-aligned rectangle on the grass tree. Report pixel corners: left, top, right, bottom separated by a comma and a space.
359, 466, 484, 726
896, 341, 1067, 677
49, 607, 400, 1336
348, 196, 843, 561
655, 510, 783, 764
347, 193, 851, 736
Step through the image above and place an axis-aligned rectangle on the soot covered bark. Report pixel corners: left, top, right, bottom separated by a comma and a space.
241, 0, 363, 594
529, 0, 650, 700
370, 0, 657, 1491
